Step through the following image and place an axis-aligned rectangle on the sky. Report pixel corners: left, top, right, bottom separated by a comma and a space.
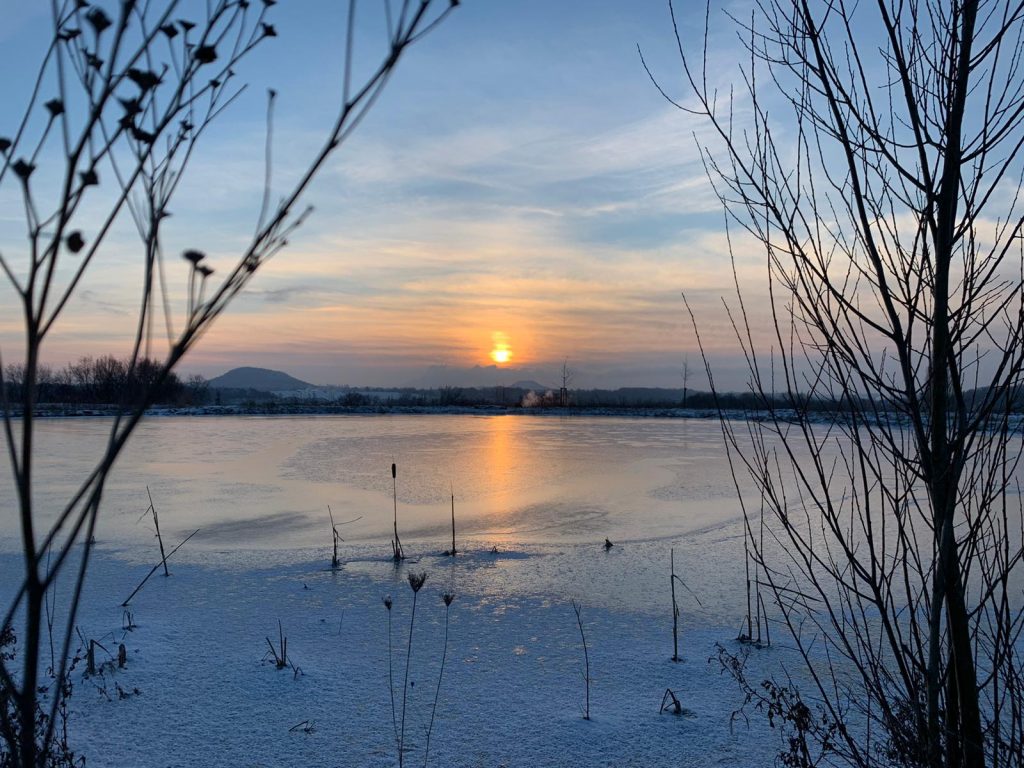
0, 0, 773, 389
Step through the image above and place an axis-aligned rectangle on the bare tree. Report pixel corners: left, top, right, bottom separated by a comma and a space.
0, 1, 457, 765
646, 0, 1024, 765
560, 357, 574, 407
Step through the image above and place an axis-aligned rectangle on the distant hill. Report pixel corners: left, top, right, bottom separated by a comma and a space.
208, 367, 313, 392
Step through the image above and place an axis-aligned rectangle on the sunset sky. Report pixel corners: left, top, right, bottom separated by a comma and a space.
0, 1, 772, 389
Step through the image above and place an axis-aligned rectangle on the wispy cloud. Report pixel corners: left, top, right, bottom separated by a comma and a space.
0, 1, 773, 388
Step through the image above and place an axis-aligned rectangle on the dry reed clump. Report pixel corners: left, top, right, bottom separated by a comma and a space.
264, 620, 300, 677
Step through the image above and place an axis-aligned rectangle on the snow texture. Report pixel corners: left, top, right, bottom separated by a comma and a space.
20, 544, 784, 768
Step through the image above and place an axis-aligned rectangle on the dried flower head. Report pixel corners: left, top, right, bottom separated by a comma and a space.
86, 7, 112, 34
12, 159, 35, 180
127, 68, 162, 92
194, 45, 218, 64
182, 249, 205, 266
66, 231, 85, 254
382, 595, 392, 611
407, 571, 427, 593
443, 592, 454, 607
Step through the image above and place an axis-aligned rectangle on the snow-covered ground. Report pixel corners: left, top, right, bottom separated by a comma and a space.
30, 542, 786, 767
0, 415, 826, 765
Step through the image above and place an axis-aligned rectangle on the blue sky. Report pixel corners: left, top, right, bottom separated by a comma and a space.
0, 1, 770, 388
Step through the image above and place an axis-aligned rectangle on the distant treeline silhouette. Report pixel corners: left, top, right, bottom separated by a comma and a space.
297, 386, 889, 411
4, 356, 208, 406
327, 386, 1018, 413
11, 364, 1015, 415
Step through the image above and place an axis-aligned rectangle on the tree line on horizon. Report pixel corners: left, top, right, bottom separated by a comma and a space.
10, 359, 1022, 415
3, 355, 208, 407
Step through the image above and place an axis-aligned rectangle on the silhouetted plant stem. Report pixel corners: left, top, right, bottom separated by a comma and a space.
423, 592, 454, 768
146, 486, 169, 577
329, 505, 340, 569
399, 572, 426, 766
449, 491, 456, 556
328, 508, 361, 569
383, 595, 398, 752
120, 528, 199, 606
572, 599, 590, 720
671, 549, 680, 662
391, 462, 404, 561
743, 535, 752, 642
668, 551, 701, 660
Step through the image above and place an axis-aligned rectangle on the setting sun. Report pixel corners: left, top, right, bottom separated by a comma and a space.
490, 331, 512, 365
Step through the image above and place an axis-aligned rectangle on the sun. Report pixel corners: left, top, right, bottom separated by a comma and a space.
489, 331, 512, 365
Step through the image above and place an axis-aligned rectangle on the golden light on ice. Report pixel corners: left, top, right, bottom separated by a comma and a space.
490, 331, 512, 365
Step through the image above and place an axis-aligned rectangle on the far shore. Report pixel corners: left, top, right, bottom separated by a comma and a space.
16, 402, 727, 419
9, 402, 961, 429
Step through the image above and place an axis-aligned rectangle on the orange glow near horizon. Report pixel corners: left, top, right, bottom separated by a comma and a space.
489, 331, 512, 365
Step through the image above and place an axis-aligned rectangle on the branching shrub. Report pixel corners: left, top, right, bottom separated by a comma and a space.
0, 629, 79, 768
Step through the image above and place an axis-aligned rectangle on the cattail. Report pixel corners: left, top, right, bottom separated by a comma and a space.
391, 462, 404, 561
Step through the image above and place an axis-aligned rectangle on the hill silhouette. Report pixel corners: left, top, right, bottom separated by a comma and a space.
208, 367, 313, 392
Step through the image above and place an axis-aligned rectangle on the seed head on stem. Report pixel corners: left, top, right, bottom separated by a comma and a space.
408, 571, 427, 593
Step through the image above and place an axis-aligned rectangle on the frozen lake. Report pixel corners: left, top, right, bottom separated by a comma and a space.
0, 413, 742, 546
4, 413, 1020, 766
0, 414, 786, 767
0, 413, 753, 623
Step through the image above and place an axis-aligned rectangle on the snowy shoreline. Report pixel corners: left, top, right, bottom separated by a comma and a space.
19, 403, 1024, 435
9, 543, 784, 767
13, 402, 727, 420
